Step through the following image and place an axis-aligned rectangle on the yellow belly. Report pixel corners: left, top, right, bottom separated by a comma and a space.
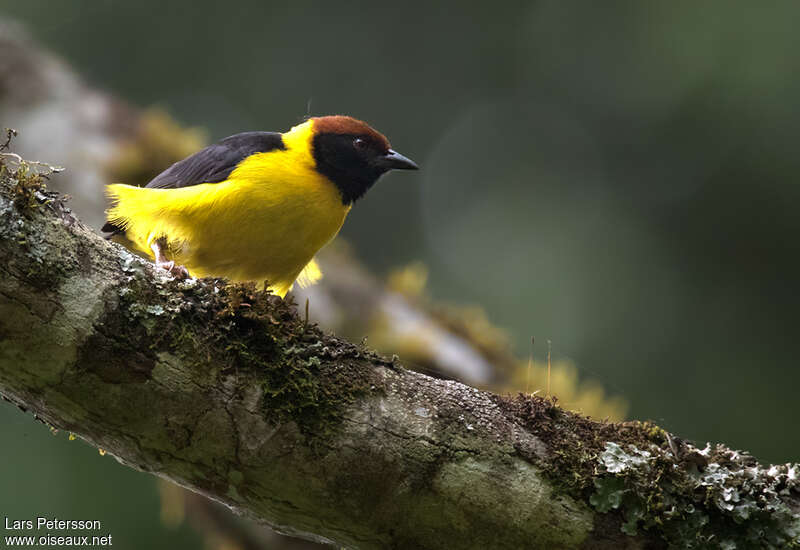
107, 139, 350, 297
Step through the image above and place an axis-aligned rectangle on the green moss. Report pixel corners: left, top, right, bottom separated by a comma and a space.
0, 130, 63, 212
497, 394, 799, 548
106, 263, 384, 446
213, 283, 383, 439
589, 442, 800, 548
0, 137, 71, 291
496, 395, 666, 497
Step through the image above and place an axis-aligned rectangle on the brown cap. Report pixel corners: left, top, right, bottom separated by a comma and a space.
311, 116, 390, 152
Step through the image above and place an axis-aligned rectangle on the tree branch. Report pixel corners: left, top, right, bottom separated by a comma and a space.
0, 156, 798, 549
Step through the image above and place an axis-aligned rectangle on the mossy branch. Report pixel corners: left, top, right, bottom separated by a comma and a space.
0, 156, 798, 550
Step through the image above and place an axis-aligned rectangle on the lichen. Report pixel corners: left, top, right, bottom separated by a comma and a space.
107, 262, 386, 446
0, 135, 74, 295
589, 441, 800, 548
0, 129, 64, 214
496, 395, 659, 494
497, 394, 800, 548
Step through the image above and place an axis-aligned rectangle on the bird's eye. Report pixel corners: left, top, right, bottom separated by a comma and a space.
353, 137, 367, 151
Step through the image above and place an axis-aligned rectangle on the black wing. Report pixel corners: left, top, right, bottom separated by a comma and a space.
145, 131, 286, 189
102, 131, 285, 234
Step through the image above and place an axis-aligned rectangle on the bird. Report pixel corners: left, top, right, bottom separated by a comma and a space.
103, 115, 418, 297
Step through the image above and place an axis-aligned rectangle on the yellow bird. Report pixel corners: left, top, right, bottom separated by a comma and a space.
103, 116, 418, 297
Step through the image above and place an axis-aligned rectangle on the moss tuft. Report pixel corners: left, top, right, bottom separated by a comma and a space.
497, 393, 800, 548
589, 440, 800, 548
0, 136, 71, 289
0, 134, 63, 213
106, 266, 386, 447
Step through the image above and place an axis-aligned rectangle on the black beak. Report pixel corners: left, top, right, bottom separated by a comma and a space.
380, 149, 419, 171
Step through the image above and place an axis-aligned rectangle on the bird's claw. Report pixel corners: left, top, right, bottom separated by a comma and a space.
156, 260, 189, 279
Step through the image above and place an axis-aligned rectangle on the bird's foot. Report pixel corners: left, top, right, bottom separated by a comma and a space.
155, 260, 190, 279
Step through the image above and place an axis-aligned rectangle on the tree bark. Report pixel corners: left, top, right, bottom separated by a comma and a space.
0, 158, 798, 549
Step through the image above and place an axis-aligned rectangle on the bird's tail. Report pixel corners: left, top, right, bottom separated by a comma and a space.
296, 258, 322, 288
102, 185, 131, 237
105, 183, 176, 254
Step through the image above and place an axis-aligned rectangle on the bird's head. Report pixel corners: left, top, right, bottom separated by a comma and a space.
309, 115, 418, 204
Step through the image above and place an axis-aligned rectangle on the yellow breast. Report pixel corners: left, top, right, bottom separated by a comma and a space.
107, 120, 351, 297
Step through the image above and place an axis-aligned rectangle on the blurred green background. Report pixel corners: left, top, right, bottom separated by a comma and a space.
2, 0, 799, 547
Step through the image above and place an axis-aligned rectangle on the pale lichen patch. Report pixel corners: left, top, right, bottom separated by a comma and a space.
590, 440, 800, 548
